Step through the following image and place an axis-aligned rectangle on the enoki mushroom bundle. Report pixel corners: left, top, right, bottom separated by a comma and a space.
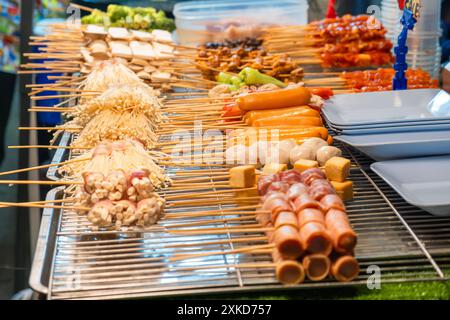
61, 140, 170, 230
80, 59, 143, 102
56, 84, 166, 149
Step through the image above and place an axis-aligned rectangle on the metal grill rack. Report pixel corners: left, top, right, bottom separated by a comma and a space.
30, 135, 450, 299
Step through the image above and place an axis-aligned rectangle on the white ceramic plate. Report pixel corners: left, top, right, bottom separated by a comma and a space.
371, 156, 450, 216
323, 89, 450, 126
330, 123, 450, 135
330, 119, 450, 130
335, 130, 450, 161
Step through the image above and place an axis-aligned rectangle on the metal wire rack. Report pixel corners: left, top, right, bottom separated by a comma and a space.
30, 134, 450, 299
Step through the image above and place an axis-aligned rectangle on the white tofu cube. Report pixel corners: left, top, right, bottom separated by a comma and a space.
109, 41, 132, 59
130, 41, 154, 60
108, 27, 131, 40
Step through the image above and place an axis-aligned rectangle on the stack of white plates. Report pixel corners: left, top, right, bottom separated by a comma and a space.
323, 89, 450, 160
381, 0, 442, 78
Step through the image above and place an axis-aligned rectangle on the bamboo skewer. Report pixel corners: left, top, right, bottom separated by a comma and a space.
0, 202, 89, 211
0, 180, 83, 186
0, 156, 90, 177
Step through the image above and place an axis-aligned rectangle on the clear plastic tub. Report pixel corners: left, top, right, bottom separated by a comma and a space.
412, 0, 442, 33
174, 0, 308, 45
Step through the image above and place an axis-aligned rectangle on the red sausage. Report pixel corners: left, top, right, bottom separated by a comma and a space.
298, 208, 326, 229
292, 193, 321, 214
301, 168, 327, 186
274, 225, 304, 259
275, 211, 299, 230
266, 181, 290, 195
320, 194, 346, 213
272, 249, 306, 284
286, 183, 309, 201
279, 169, 303, 185
263, 197, 293, 220
331, 255, 360, 282
302, 254, 331, 281
299, 222, 333, 255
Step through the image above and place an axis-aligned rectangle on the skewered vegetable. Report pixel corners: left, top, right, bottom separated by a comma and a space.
82, 4, 175, 32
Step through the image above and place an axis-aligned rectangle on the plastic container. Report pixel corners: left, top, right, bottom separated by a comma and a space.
412, 0, 442, 34
174, 0, 308, 45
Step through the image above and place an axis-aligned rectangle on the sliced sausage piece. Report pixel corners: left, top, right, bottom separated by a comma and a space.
263, 191, 288, 203
303, 254, 331, 281
263, 197, 293, 221
299, 222, 333, 255
331, 255, 360, 282
276, 261, 306, 285
272, 248, 305, 284
286, 183, 308, 201
320, 194, 346, 213
274, 225, 304, 259
255, 212, 272, 227
326, 210, 357, 253
309, 179, 336, 201
275, 211, 298, 230
300, 168, 326, 186
266, 181, 290, 195
279, 169, 303, 185
298, 208, 326, 229
292, 193, 321, 214
257, 174, 279, 196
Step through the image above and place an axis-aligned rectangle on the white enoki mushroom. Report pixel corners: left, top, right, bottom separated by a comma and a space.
84, 193, 164, 230
87, 200, 113, 227
135, 196, 163, 227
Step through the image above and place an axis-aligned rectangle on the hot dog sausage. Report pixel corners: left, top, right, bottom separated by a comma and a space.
320, 194, 346, 213
331, 255, 360, 282
299, 222, 333, 255
275, 211, 299, 230
286, 183, 309, 201
274, 225, 304, 259
292, 193, 321, 214
272, 249, 306, 284
237, 86, 312, 111
326, 209, 357, 253
302, 254, 331, 281
298, 208, 326, 229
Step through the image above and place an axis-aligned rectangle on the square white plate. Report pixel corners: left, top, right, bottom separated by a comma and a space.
330, 123, 450, 135
335, 130, 450, 161
323, 89, 450, 126
371, 156, 450, 216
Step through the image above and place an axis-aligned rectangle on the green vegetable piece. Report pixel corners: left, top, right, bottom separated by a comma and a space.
216, 72, 233, 84
239, 67, 286, 88
230, 76, 243, 89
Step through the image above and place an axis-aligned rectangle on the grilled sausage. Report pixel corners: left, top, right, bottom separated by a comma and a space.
286, 183, 309, 201
331, 255, 360, 282
274, 225, 304, 259
326, 209, 357, 253
275, 211, 299, 230
272, 249, 305, 284
299, 222, 332, 255
300, 168, 327, 186
320, 194, 346, 213
302, 254, 331, 281
292, 193, 321, 214
298, 208, 326, 229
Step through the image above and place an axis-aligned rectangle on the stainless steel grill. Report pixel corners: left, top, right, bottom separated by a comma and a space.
29, 135, 450, 299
